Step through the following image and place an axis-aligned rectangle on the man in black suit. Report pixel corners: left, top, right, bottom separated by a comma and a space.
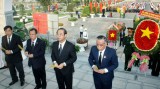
88, 35, 118, 89
51, 28, 77, 89
1, 25, 25, 86
25, 28, 47, 89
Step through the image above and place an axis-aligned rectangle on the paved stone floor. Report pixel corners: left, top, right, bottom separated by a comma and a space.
1, 10, 160, 89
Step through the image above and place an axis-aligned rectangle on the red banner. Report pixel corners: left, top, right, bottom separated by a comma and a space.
33, 13, 48, 34
139, 10, 160, 20
108, 30, 117, 41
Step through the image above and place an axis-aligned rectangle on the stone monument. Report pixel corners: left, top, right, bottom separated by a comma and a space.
0, 0, 15, 35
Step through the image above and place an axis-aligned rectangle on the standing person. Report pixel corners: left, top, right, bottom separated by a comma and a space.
25, 28, 47, 89
151, 50, 160, 77
123, 27, 134, 71
80, 25, 84, 38
88, 35, 118, 89
82, 28, 88, 40
1, 25, 25, 86
119, 30, 125, 47
51, 28, 77, 89
102, 5, 106, 17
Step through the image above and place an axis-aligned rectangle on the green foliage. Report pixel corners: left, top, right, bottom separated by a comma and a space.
53, 10, 59, 14
72, 0, 80, 6
13, 22, 29, 41
68, 17, 78, 21
82, 6, 90, 16
81, 13, 87, 17
92, 7, 97, 14
97, 7, 100, 13
37, 0, 51, 11
40, 37, 49, 47
67, 3, 75, 12
19, 4, 25, 16
75, 45, 80, 53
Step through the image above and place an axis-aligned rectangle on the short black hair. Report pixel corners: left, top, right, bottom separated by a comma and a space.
57, 28, 67, 35
29, 28, 38, 34
4, 25, 12, 31
97, 35, 107, 42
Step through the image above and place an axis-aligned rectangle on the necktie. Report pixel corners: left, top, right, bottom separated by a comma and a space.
8, 37, 10, 44
99, 52, 102, 65
31, 42, 34, 49
59, 44, 62, 56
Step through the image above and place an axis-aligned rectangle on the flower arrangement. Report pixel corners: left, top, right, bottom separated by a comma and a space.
133, 18, 160, 55
128, 52, 140, 68
139, 55, 150, 72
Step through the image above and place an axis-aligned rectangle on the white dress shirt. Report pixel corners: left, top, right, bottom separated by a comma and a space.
53, 40, 67, 66
31, 38, 37, 46
7, 35, 12, 44
92, 48, 108, 73
7, 35, 13, 53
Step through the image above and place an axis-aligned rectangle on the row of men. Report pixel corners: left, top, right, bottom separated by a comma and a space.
0, 25, 118, 89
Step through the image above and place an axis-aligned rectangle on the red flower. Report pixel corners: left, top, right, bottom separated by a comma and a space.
134, 19, 159, 51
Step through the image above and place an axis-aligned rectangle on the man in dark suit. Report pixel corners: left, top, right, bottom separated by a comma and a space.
123, 27, 135, 71
1, 25, 25, 86
119, 29, 125, 47
151, 50, 160, 77
51, 28, 77, 89
25, 28, 47, 89
88, 35, 118, 89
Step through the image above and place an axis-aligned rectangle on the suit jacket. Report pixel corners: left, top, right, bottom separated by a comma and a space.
51, 40, 77, 75
88, 46, 118, 79
123, 36, 134, 55
1, 34, 23, 63
25, 38, 46, 69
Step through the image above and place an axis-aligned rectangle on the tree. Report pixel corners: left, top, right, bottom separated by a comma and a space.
37, 0, 51, 12
19, 4, 25, 16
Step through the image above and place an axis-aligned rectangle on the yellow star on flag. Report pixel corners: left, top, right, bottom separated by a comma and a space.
141, 27, 154, 39
110, 33, 115, 37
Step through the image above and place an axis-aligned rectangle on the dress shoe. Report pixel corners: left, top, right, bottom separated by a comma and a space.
0, 66, 8, 70
34, 86, 42, 89
9, 80, 18, 86
20, 81, 25, 86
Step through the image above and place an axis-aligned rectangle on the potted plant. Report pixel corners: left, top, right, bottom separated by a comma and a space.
68, 17, 78, 26
97, 7, 102, 17
90, 11, 95, 18
81, 13, 87, 22
76, 38, 88, 52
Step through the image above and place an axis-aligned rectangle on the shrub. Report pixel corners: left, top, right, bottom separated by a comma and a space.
68, 17, 78, 21
67, 3, 75, 12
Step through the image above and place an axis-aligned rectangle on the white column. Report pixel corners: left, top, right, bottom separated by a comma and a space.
0, 0, 15, 35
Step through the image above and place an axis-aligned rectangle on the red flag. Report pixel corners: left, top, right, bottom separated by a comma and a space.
108, 30, 117, 41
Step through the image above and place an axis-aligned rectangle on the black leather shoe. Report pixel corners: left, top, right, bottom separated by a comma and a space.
42, 88, 46, 89
20, 81, 25, 86
34, 86, 42, 89
0, 66, 8, 70
9, 80, 18, 86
